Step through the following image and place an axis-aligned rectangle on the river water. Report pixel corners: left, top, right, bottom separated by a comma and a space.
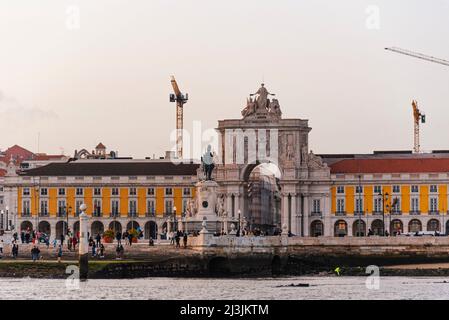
0, 276, 448, 299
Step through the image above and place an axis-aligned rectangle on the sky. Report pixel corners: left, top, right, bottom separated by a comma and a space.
0, 0, 448, 159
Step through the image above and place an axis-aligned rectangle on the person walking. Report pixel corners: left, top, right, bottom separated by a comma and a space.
12, 242, 19, 259
128, 233, 133, 246
116, 231, 122, 246
0, 240, 3, 254
57, 244, 63, 263
31, 245, 40, 262
99, 243, 105, 258
183, 232, 188, 248
92, 241, 97, 257
95, 233, 101, 247
72, 237, 77, 250
175, 233, 180, 248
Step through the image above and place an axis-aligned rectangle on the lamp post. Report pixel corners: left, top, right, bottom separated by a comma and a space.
5, 206, 9, 231
237, 209, 241, 236
173, 206, 177, 232
378, 190, 389, 236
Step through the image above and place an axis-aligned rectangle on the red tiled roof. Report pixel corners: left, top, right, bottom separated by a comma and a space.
0, 169, 6, 177
330, 158, 449, 174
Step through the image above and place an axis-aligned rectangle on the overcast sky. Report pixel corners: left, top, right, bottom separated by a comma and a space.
0, 0, 448, 159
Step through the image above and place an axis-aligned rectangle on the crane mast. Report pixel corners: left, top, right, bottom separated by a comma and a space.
169, 76, 188, 159
412, 100, 425, 153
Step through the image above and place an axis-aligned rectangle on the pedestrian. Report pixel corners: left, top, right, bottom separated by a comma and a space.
119, 244, 124, 259
68, 237, 72, 251
60, 233, 65, 246
52, 238, 57, 248
96, 233, 101, 247
31, 245, 40, 262
12, 243, 19, 259
175, 233, 180, 248
116, 231, 122, 245
72, 237, 77, 250
149, 237, 154, 246
183, 233, 188, 248
115, 244, 121, 260
20, 231, 25, 244
45, 236, 50, 249
99, 243, 105, 258
25, 232, 30, 244
0, 240, 3, 254
92, 241, 96, 257
128, 233, 133, 246
57, 244, 63, 263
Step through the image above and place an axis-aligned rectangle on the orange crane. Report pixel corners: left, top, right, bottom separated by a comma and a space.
169, 76, 188, 159
384, 47, 449, 153
412, 100, 426, 153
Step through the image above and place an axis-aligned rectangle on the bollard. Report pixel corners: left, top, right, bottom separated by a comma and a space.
79, 204, 89, 280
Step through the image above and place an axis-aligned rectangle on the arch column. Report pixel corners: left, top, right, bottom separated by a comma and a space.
290, 193, 299, 236
50, 221, 57, 241
226, 194, 233, 218
347, 219, 353, 237
281, 193, 289, 231
303, 194, 310, 236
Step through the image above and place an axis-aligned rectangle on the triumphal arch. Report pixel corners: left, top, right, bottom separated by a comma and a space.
213, 84, 331, 236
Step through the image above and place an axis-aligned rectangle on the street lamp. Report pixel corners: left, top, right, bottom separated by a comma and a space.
5, 206, 9, 231
378, 190, 389, 236
173, 206, 177, 232
237, 209, 241, 236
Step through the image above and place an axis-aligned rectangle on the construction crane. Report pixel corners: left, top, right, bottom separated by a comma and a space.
385, 47, 449, 67
412, 100, 426, 153
169, 76, 188, 159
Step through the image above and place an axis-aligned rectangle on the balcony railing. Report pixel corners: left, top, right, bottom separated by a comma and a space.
429, 210, 440, 215
410, 210, 421, 215
93, 211, 102, 217
21, 212, 31, 217
311, 211, 322, 217
39, 212, 49, 217
146, 212, 156, 217
57, 212, 66, 218
335, 211, 346, 216
110, 212, 120, 218
353, 210, 365, 215
128, 212, 137, 218
390, 210, 402, 215
372, 211, 383, 215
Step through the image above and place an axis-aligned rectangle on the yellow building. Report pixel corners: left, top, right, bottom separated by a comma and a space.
5, 159, 199, 240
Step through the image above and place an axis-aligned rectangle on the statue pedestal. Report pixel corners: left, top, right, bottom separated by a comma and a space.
195, 180, 219, 222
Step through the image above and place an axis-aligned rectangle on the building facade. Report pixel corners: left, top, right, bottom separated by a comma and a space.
4, 85, 449, 238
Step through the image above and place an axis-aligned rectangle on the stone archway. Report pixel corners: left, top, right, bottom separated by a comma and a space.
390, 219, 403, 235
56, 221, 68, 239
109, 221, 122, 234
20, 221, 33, 232
241, 162, 282, 235
427, 219, 440, 232
352, 220, 366, 237
310, 220, 324, 237
409, 219, 422, 233
38, 221, 51, 236
371, 219, 384, 236
144, 221, 158, 239
334, 220, 347, 237
91, 221, 104, 236
127, 221, 140, 232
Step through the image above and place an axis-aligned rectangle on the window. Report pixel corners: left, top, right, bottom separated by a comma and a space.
392, 185, 400, 193
75, 200, 83, 216
111, 200, 120, 216
430, 197, 438, 212
411, 185, 419, 193
336, 186, 344, 194
355, 198, 363, 213
23, 188, 30, 196
147, 200, 155, 215
76, 188, 83, 196
355, 186, 363, 194
93, 199, 102, 216
312, 199, 321, 213
411, 197, 419, 212
430, 185, 438, 193
183, 188, 191, 196
58, 188, 66, 196
374, 186, 382, 194
374, 197, 382, 212
147, 188, 155, 196
392, 197, 401, 213
112, 188, 119, 196
129, 188, 137, 196
40, 188, 48, 196
58, 200, 66, 216
165, 188, 173, 196
165, 199, 173, 213
23, 200, 30, 215
40, 200, 48, 215
129, 200, 137, 216
94, 188, 101, 196
336, 199, 345, 213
